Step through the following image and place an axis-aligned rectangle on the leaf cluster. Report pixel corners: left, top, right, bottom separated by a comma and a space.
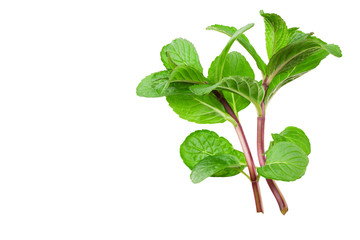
136, 11, 341, 185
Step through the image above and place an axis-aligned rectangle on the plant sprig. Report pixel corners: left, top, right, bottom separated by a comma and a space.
136, 10, 341, 214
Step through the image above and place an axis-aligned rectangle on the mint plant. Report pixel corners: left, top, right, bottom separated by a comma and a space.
136, 11, 341, 214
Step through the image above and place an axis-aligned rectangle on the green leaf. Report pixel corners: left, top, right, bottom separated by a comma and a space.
190, 154, 244, 183
206, 24, 267, 74
257, 142, 309, 181
264, 48, 329, 104
288, 30, 342, 57
265, 38, 326, 86
137, 71, 195, 98
260, 10, 289, 59
136, 71, 170, 98
190, 76, 264, 114
208, 51, 255, 83
162, 83, 195, 96
287, 27, 299, 41
288, 29, 309, 44
166, 94, 235, 125
208, 23, 254, 83
170, 65, 207, 83
208, 51, 254, 113
323, 44, 342, 57
151, 72, 171, 95
288, 30, 342, 56
270, 126, 311, 155
180, 130, 246, 177
160, 43, 177, 70
160, 38, 203, 73
152, 65, 206, 95
264, 32, 341, 104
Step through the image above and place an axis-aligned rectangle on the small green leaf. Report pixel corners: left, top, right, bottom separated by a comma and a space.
160, 43, 177, 70
160, 38, 203, 73
260, 10, 289, 59
270, 126, 311, 155
287, 27, 299, 41
164, 83, 196, 96
137, 71, 195, 98
323, 44, 342, 57
190, 154, 244, 183
287, 30, 342, 57
258, 142, 309, 181
170, 65, 207, 83
166, 94, 235, 125
190, 76, 264, 114
206, 24, 267, 74
209, 23, 254, 83
180, 130, 246, 178
150, 71, 171, 94
153, 65, 206, 95
136, 71, 170, 98
288, 29, 309, 44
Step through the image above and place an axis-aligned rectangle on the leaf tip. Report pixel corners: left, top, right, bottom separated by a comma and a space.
190, 174, 201, 184
324, 44, 342, 58
206, 25, 215, 31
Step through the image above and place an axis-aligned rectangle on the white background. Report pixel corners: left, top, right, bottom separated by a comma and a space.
0, 0, 359, 239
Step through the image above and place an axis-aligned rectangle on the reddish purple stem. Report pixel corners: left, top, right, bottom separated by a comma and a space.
257, 85, 288, 215
213, 90, 264, 213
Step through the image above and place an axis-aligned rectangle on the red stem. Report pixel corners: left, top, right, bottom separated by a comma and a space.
235, 125, 263, 213
213, 90, 264, 213
257, 87, 288, 214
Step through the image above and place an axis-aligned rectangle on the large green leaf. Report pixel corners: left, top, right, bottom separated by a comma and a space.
270, 126, 311, 155
190, 76, 264, 114
166, 94, 235, 125
264, 48, 329, 104
190, 154, 244, 183
208, 23, 254, 84
221, 52, 254, 114
206, 24, 267, 74
208, 51, 255, 83
266, 38, 323, 80
257, 142, 309, 181
160, 38, 203, 73
208, 51, 254, 113
260, 10, 289, 59
180, 130, 246, 177
264, 34, 341, 104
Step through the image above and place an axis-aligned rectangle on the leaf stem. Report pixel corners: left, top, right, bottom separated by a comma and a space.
213, 90, 264, 213
257, 84, 288, 215
240, 170, 251, 181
